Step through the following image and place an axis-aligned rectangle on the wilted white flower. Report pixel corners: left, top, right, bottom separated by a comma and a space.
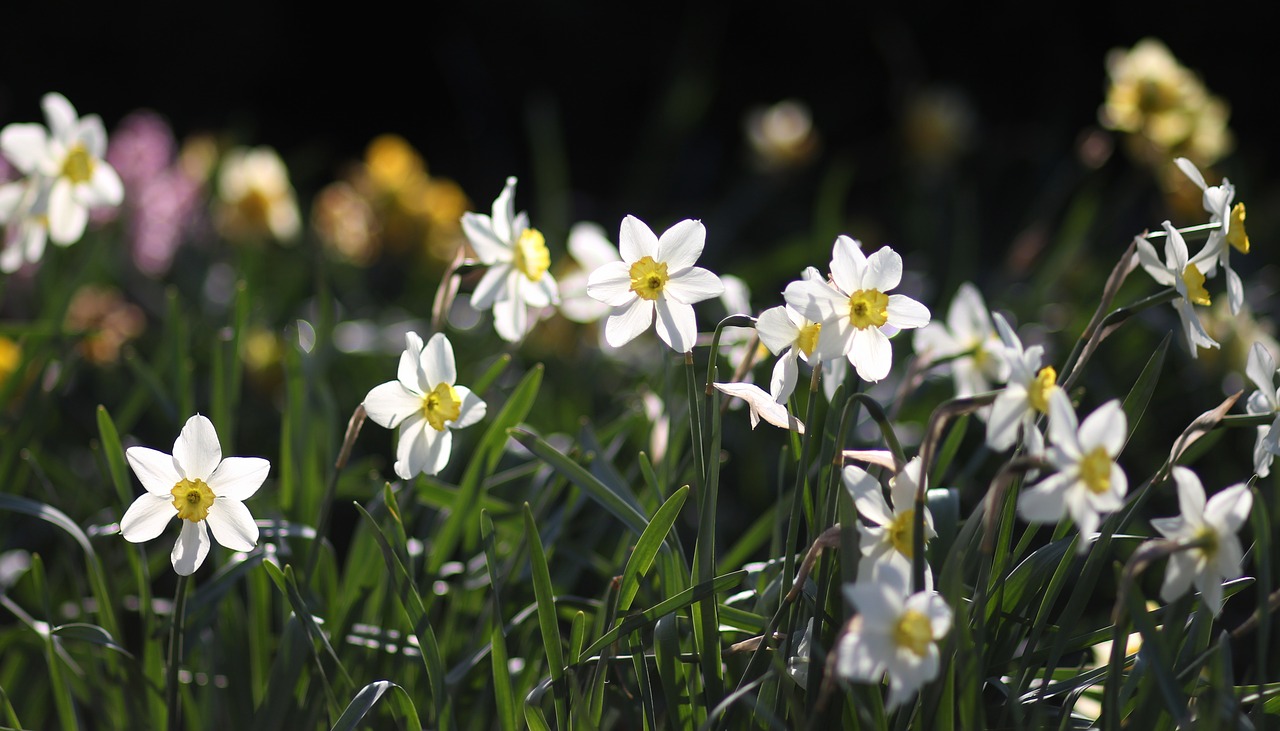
1150, 467, 1251, 616
712, 381, 805, 432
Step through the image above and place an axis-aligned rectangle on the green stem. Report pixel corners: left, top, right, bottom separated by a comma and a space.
166, 573, 191, 731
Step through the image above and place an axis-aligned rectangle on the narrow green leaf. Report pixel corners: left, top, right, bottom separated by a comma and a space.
523, 503, 566, 728
490, 624, 518, 731
580, 570, 746, 659
329, 680, 421, 731
1121, 332, 1170, 448
96, 405, 133, 506
511, 427, 649, 535
618, 485, 689, 612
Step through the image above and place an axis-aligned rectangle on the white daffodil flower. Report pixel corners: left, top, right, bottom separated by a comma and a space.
363, 332, 487, 479
838, 564, 952, 710
986, 313, 1056, 453
0, 178, 52, 273
462, 177, 560, 342
121, 414, 269, 576
712, 381, 805, 432
1135, 221, 1220, 357
1175, 157, 1249, 314
216, 146, 301, 242
1150, 467, 1251, 616
1245, 341, 1280, 477
783, 235, 930, 382
558, 222, 619, 325
1018, 395, 1128, 547
844, 459, 936, 591
913, 282, 1008, 401
586, 215, 724, 353
0, 92, 123, 245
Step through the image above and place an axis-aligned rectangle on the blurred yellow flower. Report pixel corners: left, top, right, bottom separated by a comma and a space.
0, 336, 20, 387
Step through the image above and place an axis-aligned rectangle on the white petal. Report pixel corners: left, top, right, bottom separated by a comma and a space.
1174, 157, 1207, 190
173, 415, 222, 481
1078, 400, 1126, 456
1046, 390, 1080, 452
756, 306, 800, 354
451, 386, 487, 429
171, 520, 211, 575
663, 267, 723, 305
461, 212, 510, 264
783, 278, 845, 324
568, 221, 619, 268
126, 446, 182, 496
470, 264, 511, 311
363, 380, 422, 429
397, 332, 426, 390
850, 327, 892, 382
863, 247, 903, 292
420, 333, 457, 387
491, 292, 529, 342
207, 457, 269, 502
985, 389, 1027, 451
490, 177, 518, 243
713, 381, 804, 432
844, 466, 894, 526
587, 261, 637, 307
394, 415, 430, 479
1205, 484, 1252, 534
605, 298, 654, 348
1226, 267, 1244, 316
770, 351, 799, 403
89, 163, 124, 206
655, 218, 705, 272
886, 294, 931, 330
42, 93, 77, 141
1160, 553, 1196, 603
654, 298, 697, 353
1017, 473, 1073, 523
619, 215, 658, 262
47, 180, 88, 245
1135, 236, 1175, 286
0, 124, 49, 173
120, 494, 176, 543
205, 498, 258, 551
1246, 342, 1277, 396
829, 236, 866, 292
1169, 467, 1207, 523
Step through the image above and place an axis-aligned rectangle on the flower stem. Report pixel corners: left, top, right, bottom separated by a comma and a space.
166, 573, 191, 731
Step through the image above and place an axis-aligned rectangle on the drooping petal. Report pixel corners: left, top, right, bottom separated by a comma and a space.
205, 498, 259, 551
120, 494, 176, 543
655, 218, 705, 272
654, 298, 697, 353
171, 520, 211, 576
420, 332, 457, 388
850, 327, 892, 382
713, 381, 804, 431
663, 266, 724, 305
604, 298, 654, 348
586, 261, 637, 307
173, 414, 223, 481
885, 294, 931, 330
207, 457, 270, 502
619, 215, 658, 262
126, 446, 182, 496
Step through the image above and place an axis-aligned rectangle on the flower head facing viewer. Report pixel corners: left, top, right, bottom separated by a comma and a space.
121, 415, 269, 576
586, 215, 724, 353
363, 331, 486, 479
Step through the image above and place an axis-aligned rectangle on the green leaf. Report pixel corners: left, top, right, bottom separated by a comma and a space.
618, 485, 688, 612
510, 427, 649, 535
523, 503, 566, 728
50, 623, 133, 657
329, 681, 421, 731
1121, 332, 1169, 448
580, 570, 746, 659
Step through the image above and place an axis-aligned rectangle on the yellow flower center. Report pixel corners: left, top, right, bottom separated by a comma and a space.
1182, 264, 1211, 306
170, 478, 216, 523
888, 508, 920, 559
61, 144, 95, 185
1193, 525, 1219, 560
847, 289, 889, 329
1227, 202, 1250, 254
796, 322, 822, 357
1028, 366, 1057, 414
422, 381, 462, 431
239, 188, 273, 228
513, 228, 551, 282
629, 256, 669, 301
893, 609, 934, 658
1080, 447, 1113, 495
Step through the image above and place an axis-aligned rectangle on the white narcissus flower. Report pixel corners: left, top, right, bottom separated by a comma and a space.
1175, 157, 1249, 314
1018, 395, 1128, 547
0, 92, 124, 246
838, 564, 952, 710
913, 282, 1008, 402
784, 235, 930, 382
558, 222, 619, 325
216, 146, 301, 242
121, 414, 269, 576
844, 458, 936, 591
1135, 221, 1220, 357
986, 313, 1056, 454
586, 215, 724, 353
363, 332, 487, 479
0, 179, 52, 273
1150, 467, 1251, 616
462, 177, 560, 342
712, 381, 805, 432
1245, 341, 1280, 477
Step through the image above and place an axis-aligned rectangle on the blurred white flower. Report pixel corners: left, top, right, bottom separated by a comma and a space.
712, 381, 804, 432
986, 313, 1056, 453
586, 215, 724, 353
0, 92, 123, 246
1150, 467, 1251, 616
216, 146, 301, 242
1245, 341, 1280, 477
462, 177, 560, 342
558, 222, 619, 324
784, 236, 930, 382
913, 282, 1008, 403
0, 179, 52, 272
1134, 221, 1219, 357
363, 332, 487, 479
1018, 396, 1128, 546
1174, 157, 1249, 314
844, 458, 936, 590
838, 564, 952, 710
121, 414, 268, 576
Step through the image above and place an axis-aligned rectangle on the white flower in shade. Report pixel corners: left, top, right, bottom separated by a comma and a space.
913, 282, 1008, 401
216, 146, 301, 242
712, 381, 805, 432
0, 179, 52, 272
558, 222, 619, 325
1018, 396, 1128, 546
462, 177, 560, 342
784, 236, 930, 382
1175, 157, 1249, 314
986, 313, 1057, 453
757, 268, 850, 404
121, 414, 269, 576
837, 564, 952, 710
0, 92, 123, 245
363, 332, 487, 479
844, 459, 936, 590
1135, 221, 1220, 356
586, 215, 724, 353
1245, 341, 1280, 477
717, 274, 759, 374
1150, 467, 1251, 616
